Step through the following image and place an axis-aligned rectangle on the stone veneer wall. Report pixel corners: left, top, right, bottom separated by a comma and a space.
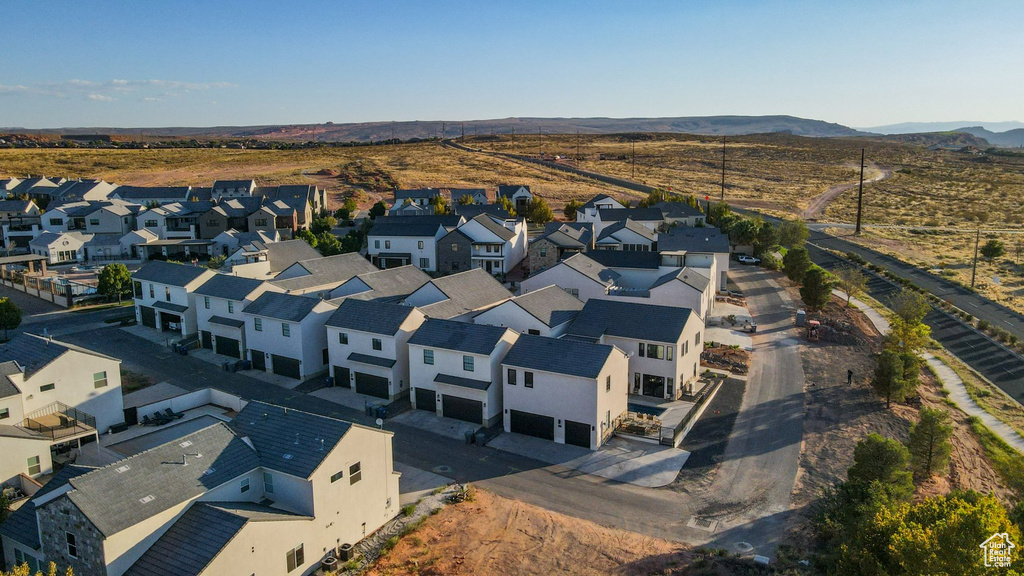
37, 496, 106, 576
527, 238, 560, 274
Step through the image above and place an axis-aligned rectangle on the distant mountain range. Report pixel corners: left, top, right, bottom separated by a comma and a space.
862, 121, 1024, 134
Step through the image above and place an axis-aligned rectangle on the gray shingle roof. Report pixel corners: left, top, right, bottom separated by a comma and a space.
467, 214, 515, 241
348, 352, 396, 368
559, 253, 620, 286
565, 299, 699, 344
539, 222, 593, 248
124, 502, 311, 576
0, 333, 75, 378
342, 266, 431, 303
394, 188, 442, 201
0, 199, 36, 213
369, 215, 463, 238
242, 292, 321, 322
194, 274, 266, 301
0, 465, 93, 550
114, 186, 191, 201
505, 285, 584, 327
208, 315, 245, 328
272, 253, 377, 292
650, 267, 711, 292
408, 318, 509, 355
657, 227, 730, 253
327, 299, 417, 335
598, 207, 664, 222
133, 260, 211, 287
453, 204, 511, 219
580, 194, 617, 209
264, 239, 321, 273
585, 250, 662, 269
0, 361, 22, 398
502, 334, 616, 379
497, 184, 531, 198
434, 372, 491, 391
650, 201, 705, 219
229, 401, 353, 478
61, 422, 260, 537
152, 301, 189, 313
596, 218, 657, 242
417, 268, 512, 319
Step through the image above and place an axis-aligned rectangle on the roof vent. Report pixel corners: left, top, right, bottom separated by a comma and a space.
179, 440, 193, 448
283, 454, 293, 460
116, 465, 131, 474
294, 433, 300, 445
203, 467, 216, 476
139, 495, 155, 504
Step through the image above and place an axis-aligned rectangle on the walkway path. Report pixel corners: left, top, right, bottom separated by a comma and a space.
836, 289, 1024, 454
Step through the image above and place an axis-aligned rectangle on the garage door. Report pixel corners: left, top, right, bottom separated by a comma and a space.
250, 350, 266, 371
509, 410, 554, 440
355, 372, 389, 399
215, 336, 240, 359
442, 395, 482, 424
415, 388, 435, 411
201, 331, 212, 349
140, 306, 156, 328
271, 354, 301, 379
564, 420, 592, 448
333, 366, 351, 388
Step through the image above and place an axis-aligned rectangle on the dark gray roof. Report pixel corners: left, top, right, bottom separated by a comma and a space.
468, 214, 515, 241
434, 372, 491, 391
208, 315, 245, 328
453, 204, 511, 219
229, 401, 353, 478
650, 267, 711, 292
152, 301, 189, 313
565, 299, 699, 344
596, 218, 657, 242
242, 292, 321, 322
395, 188, 443, 201
580, 194, 618, 209
502, 334, 616, 379
272, 253, 377, 292
212, 179, 256, 192
0, 333, 74, 378
265, 239, 321, 273
408, 318, 509, 355
585, 250, 662, 269
327, 299, 417, 335
507, 285, 584, 327
559, 253, 620, 286
417, 268, 512, 319
657, 227, 731, 253
0, 199, 36, 213
650, 201, 705, 219
194, 274, 266, 300
343, 266, 431, 302
62, 423, 260, 537
497, 184, 531, 198
598, 207, 664, 222
115, 186, 191, 201
133, 260, 210, 287
539, 222, 593, 248
0, 465, 93, 550
0, 361, 21, 398
369, 215, 463, 238
348, 352, 396, 368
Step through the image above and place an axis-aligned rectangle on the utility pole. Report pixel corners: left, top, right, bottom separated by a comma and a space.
441, 122, 446, 140
390, 124, 395, 145
511, 126, 515, 142
538, 127, 542, 158
576, 129, 581, 168
855, 148, 866, 235
631, 137, 636, 179
461, 123, 465, 143
720, 136, 726, 201
971, 229, 981, 288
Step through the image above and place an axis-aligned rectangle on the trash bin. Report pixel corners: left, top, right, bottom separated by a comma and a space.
376, 406, 388, 420
475, 431, 487, 445
326, 376, 334, 388
223, 361, 232, 372
795, 309, 806, 327
241, 360, 252, 371
464, 431, 475, 444
365, 403, 374, 417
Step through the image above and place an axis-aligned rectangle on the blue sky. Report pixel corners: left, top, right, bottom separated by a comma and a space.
2, 1, 1021, 129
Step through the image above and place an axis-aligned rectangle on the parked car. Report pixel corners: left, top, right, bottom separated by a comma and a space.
738, 255, 761, 265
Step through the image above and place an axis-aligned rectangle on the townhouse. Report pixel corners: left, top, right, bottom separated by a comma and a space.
325, 300, 426, 400
199, 197, 264, 239
1, 402, 400, 576
436, 214, 528, 276
407, 318, 517, 426
0, 334, 123, 485
496, 184, 532, 213
211, 179, 257, 199
367, 215, 463, 272
111, 185, 193, 206
650, 200, 706, 227
450, 188, 488, 205
594, 207, 664, 235
528, 221, 594, 273
243, 292, 337, 380
328, 265, 431, 303
0, 199, 41, 249
255, 184, 326, 228
473, 284, 583, 337
40, 179, 118, 204
658, 227, 731, 291
393, 188, 442, 212
247, 200, 297, 238
225, 238, 320, 279
501, 334, 628, 449
194, 274, 281, 360
564, 299, 704, 400
594, 218, 657, 251
139, 201, 214, 240
403, 268, 512, 321
132, 261, 216, 336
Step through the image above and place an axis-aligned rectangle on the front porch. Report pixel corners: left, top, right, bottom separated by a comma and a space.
617, 377, 723, 447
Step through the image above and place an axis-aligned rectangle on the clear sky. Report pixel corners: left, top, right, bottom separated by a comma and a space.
2, 1, 1021, 129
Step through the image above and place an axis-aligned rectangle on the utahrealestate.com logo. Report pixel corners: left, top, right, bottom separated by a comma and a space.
980, 533, 1016, 568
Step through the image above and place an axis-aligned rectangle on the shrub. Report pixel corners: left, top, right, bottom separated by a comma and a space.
402, 503, 416, 517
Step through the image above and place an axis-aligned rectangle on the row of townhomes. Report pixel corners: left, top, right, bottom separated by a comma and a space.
0, 177, 327, 264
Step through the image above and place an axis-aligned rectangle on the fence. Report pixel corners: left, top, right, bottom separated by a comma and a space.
660, 378, 723, 447
0, 269, 94, 307
21, 402, 97, 441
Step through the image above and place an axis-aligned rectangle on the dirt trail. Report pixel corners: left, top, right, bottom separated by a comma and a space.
800, 163, 891, 221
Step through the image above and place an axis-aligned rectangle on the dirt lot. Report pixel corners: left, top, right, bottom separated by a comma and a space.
366, 489, 694, 576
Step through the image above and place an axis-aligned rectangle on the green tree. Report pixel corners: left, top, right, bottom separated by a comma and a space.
715, 213, 739, 235
799, 267, 834, 311
526, 197, 554, 224
295, 228, 318, 249
368, 200, 388, 219
708, 201, 731, 225
846, 433, 914, 500
310, 216, 337, 235
885, 318, 932, 355
752, 220, 778, 256
495, 195, 517, 217
0, 297, 22, 340
0, 491, 9, 524
636, 189, 669, 208
728, 217, 758, 247
456, 194, 476, 205
205, 255, 226, 270
981, 238, 1006, 261
563, 199, 583, 221
872, 350, 920, 407
340, 230, 363, 253
908, 407, 953, 479
777, 219, 809, 249
783, 246, 812, 283
833, 266, 867, 307
97, 263, 132, 304
429, 195, 450, 215
889, 288, 930, 325
315, 233, 343, 256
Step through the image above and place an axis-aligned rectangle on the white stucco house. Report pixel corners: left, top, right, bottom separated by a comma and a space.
242, 292, 337, 380
575, 194, 625, 224
366, 215, 464, 272
403, 268, 512, 321
658, 227, 731, 291
29, 232, 91, 264
132, 261, 216, 336
472, 284, 583, 337
435, 214, 528, 276
501, 334, 628, 450
593, 218, 657, 251
194, 274, 282, 360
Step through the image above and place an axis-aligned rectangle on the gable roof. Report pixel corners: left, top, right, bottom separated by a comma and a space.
0, 465, 93, 550
503, 285, 583, 327
0, 199, 37, 213
271, 253, 378, 292
585, 250, 662, 269
558, 253, 620, 286
453, 204, 511, 219
596, 218, 657, 242
194, 274, 266, 301
417, 268, 512, 319
340, 265, 431, 302
502, 334, 615, 379
408, 317, 510, 355
114, 186, 191, 201
211, 179, 256, 193
657, 227, 731, 254
650, 201, 705, 219
369, 215, 463, 238
598, 207, 664, 223
327, 299, 418, 335
497, 184, 531, 198
265, 239, 321, 273
229, 401, 353, 478
565, 299, 699, 344
539, 222, 594, 248
242, 291, 322, 322
466, 214, 515, 242
0, 333, 117, 378
132, 260, 211, 287
0, 361, 21, 398
580, 194, 619, 210
651, 266, 711, 292
29, 231, 91, 248
394, 188, 443, 201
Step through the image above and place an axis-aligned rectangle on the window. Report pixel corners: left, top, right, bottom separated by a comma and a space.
204, 296, 210, 309
93, 371, 108, 389
385, 240, 391, 249
149, 284, 154, 298
330, 470, 343, 483
646, 344, 664, 359
639, 343, 645, 357
286, 544, 305, 572
525, 372, 534, 388
40, 383, 55, 392
667, 346, 673, 361
89, 218, 100, 226
49, 218, 62, 226
418, 240, 424, 249
423, 349, 434, 365
145, 219, 157, 227
374, 240, 380, 249
65, 532, 77, 559
372, 338, 382, 351
134, 280, 143, 298
264, 472, 274, 494
255, 218, 268, 226
606, 375, 611, 392
282, 323, 290, 337
207, 219, 219, 226
451, 243, 458, 252
0, 408, 8, 420
349, 462, 362, 484
419, 257, 429, 269
165, 287, 171, 301
696, 332, 701, 345
634, 372, 641, 392
13, 549, 40, 573
507, 368, 516, 385
338, 332, 348, 344
254, 317, 263, 331
239, 477, 251, 493
228, 301, 234, 314
539, 247, 547, 257
528, 329, 540, 335
683, 341, 688, 354
27, 456, 41, 475
463, 356, 474, 372
667, 377, 674, 396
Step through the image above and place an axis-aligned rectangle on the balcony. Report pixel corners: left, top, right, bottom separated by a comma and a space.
21, 402, 97, 442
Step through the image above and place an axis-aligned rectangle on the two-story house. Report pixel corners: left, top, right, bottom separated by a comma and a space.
527, 221, 594, 274
194, 274, 281, 360
325, 300, 426, 400
270, 253, 378, 297
496, 184, 532, 213
450, 188, 488, 205
403, 268, 512, 321
564, 299, 704, 400
575, 194, 625, 224
595, 208, 664, 235
327, 265, 431, 303
650, 201, 706, 227
501, 334, 628, 449
472, 284, 583, 337
199, 197, 264, 239
247, 200, 297, 238
242, 292, 337, 380
594, 218, 657, 251
132, 261, 216, 336
111, 185, 193, 206
366, 215, 463, 272
436, 214, 527, 276
29, 232, 91, 264
658, 227, 731, 291
83, 202, 142, 236
0, 199, 41, 248
139, 201, 214, 240
407, 318, 517, 426
211, 179, 257, 200
393, 188, 443, 211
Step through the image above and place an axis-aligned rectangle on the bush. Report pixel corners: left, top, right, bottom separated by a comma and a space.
977, 319, 990, 331
760, 253, 781, 270
402, 503, 416, 517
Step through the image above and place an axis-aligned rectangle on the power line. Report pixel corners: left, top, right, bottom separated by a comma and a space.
855, 148, 866, 235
